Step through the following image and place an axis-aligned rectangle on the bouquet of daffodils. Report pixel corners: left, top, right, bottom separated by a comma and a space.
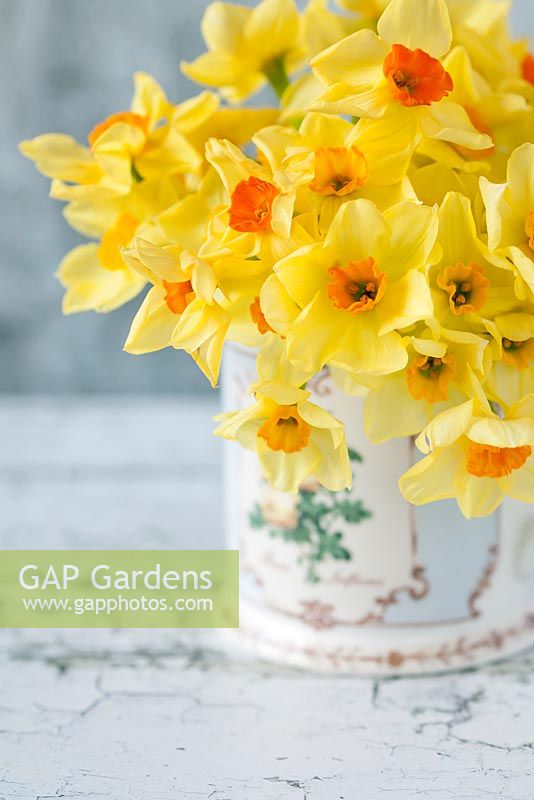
21, 0, 534, 518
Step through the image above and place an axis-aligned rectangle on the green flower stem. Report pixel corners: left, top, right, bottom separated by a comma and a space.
263, 57, 290, 101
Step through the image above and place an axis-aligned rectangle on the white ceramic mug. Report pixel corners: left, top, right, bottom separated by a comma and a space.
222, 344, 534, 674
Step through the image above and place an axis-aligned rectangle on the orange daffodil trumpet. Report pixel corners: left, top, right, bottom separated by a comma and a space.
21, 0, 534, 506
523, 54, 534, 87
400, 397, 534, 518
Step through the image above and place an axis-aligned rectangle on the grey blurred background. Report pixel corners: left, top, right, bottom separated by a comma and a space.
1, 0, 532, 394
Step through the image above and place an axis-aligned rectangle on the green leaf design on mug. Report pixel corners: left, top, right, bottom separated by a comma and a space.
249, 449, 372, 583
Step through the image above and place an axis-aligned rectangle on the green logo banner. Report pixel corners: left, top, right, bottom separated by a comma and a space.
0, 551, 239, 628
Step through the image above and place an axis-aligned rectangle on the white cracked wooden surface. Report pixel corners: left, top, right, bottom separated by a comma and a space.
0, 396, 533, 799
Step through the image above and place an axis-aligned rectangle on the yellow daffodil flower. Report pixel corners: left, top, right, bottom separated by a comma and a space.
486, 313, 534, 409
19, 75, 226, 314
21, 78, 226, 243
122, 193, 230, 387
53, 162, 222, 314
181, 0, 304, 102
204, 138, 298, 264
361, 319, 489, 442
254, 111, 417, 230
121, 169, 285, 372
399, 396, 534, 517
55, 170, 208, 314
57, 212, 146, 314
311, 0, 494, 153
430, 191, 517, 330
215, 337, 351, 492
263, 198, 437, 377
481, 143, 534, 297
20, 73, 205, 206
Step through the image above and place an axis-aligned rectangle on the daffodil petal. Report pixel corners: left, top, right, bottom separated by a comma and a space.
124, 287, 178, 353
258, 445, 321, 494
419, 102, 494, 149
377, 270, 434, 335
131, 72, 170, 129
245, 0, 301, 65
181, 52, 258, 93
456, 476, 503, 519
311, 29, 387, 88
377, 0, 452, 58
467, 417, 534, 448
364, 373, 431, 443
506, 142, 534, 216
315, 81, 391, 118
260, 274, 301, 335
58, 244, 145, 315
19, 134, 100, 183
201, 1, 252, 53
501, 459, 534, 504
348, 109, 418, 186
286, 291, 349, 374
275, 243, 328, 308
436, 191, 482, 267
415, 399, 474, 453
381, 202, 438, 280
325, 198, 390, 263
205, 138, 265, 195
192, 259, 218, 304
333, 319, 409, 376
399, 447, 464, 506
311, 429, 352, 491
